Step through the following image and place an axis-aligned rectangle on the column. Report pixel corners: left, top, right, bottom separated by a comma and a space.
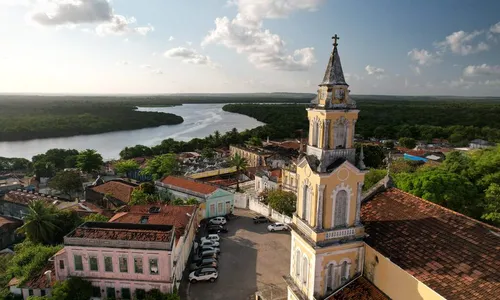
316, 184, 325, 230
355, 182, 363, 225
322, 120, 327, 149
325, 120, 331, 149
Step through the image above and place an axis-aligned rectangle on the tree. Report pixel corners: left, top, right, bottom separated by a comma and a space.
140, 154, 180, 180
247, 136, 262, 147
398, 137, 416, 149
186, 198, 199, 205
383, 140, 395, 149
114, 159, 140, 176
229, 153, 248, 192
17, 200, 59, 245
76, 149, 103, 174
482, 183, 500, 226
356, 144, 385, 169
139, 182, 156, 194
267, 190, 296, 217
201, 148, 216, 160
48, 171, 82, 199
82, 213, 109, 222
51, 277, 93, 300
363, 169, 386, 191
130, 189, 155, 205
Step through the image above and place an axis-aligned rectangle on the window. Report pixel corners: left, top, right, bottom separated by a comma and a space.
302, 185, 311, 223
41, 290, 46, 296
106, 287, 115, 299
334, 119, 347, 149
225, 201, 231, 214
59, 260, 64, 270
134, 257, 143, 274
28, 289, 33, 296
149, 258, 159, 275
119, 256, 128, 273
302, 257, 309, 286
334, 190, 348, 227
209, 204, 216, 217
135, 289, 146, 300
92, 286, 101, 298
121, 288, 131, 300
74, 254, 83, 271
295, 249, 301, 278
326, 264, 334, 291
89, 256, 98, 271
341, 261, 348, 283
217, 202, 223, 215
104, 256, 113, 272
140, 216, 149, 224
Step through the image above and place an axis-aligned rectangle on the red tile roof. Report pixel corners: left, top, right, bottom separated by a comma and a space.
161, 176, 218, 195
110, 204, 196, 239
326, 276, 389, 300
0, 216, 22, 228
361, 188, 500, 300
68, 223, 173, 242
24, 263, 55, 289
2, 191, 60, 206
90, 180, 138, 204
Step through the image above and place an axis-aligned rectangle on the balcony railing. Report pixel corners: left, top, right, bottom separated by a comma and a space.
324, 227, 356, 240
293, 214, 313, 237
282, 183, 297, 192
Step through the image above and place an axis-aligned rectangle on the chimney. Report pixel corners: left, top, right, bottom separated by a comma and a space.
44, 270, 52, 284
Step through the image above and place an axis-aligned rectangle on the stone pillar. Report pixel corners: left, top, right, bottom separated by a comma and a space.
325, 120, 331, 149
355, 182, 363, 225
316, 184, 325, 230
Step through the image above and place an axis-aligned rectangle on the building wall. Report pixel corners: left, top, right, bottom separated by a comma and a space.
364, 244, 445, 300
206, 190, 234, 218
19, 288, 51, 300
88, 279, 171, 299
254, 175, 279, 194
55, 246, 172, 292
171, 208, 198, 288
282, 169, 298, 193
306, 109, 359, 150
290, 231, 316, 299
229, 146, 267, 167
0, 222, 21, 249
0, 201, 28, 219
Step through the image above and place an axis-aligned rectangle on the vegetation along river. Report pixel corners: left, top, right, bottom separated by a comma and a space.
0, 104, 264, 160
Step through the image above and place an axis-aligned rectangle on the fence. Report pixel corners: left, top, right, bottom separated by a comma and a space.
234, 192, 249, 208
248, 196, 292, 224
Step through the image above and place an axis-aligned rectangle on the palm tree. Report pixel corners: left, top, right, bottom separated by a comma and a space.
230, 153, 248, 192
17, 200, 59, 244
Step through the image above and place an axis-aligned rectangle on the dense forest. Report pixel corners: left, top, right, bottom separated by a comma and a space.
0, 93, 314, 141
223, 98, 500, 145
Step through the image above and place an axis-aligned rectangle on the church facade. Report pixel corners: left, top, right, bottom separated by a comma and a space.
284, 36, 500, 300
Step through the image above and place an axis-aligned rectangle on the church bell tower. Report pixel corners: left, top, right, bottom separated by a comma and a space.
285, 35, 366, 300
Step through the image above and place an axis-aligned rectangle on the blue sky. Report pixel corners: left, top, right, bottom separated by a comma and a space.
1, 0, 499, 96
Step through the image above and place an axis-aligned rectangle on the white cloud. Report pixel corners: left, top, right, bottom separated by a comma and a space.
116, 60, 129, 66
202, 0, 320, 71
407, 48, 441, 65
365, 65, 385, 79
463, 64, 500, 77
169, 36, 174, 42
345, 73, 363, 81
164, 47, 218, 67
491, 22, 500, 34
436, 30, 489, 55
444, 78, 475, 89
152, 69, 163, 75
96, 15, 153, 36
140, 64, 151, 69
410, 65, 421, 75
186, 41, 193, 46
30, 0, 113, 25
480, 79, 500, 87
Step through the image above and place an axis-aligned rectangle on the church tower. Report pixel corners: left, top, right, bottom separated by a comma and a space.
285, 35, 366, 300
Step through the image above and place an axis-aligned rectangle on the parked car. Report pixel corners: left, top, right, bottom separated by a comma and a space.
267, 222, 288, 232
190, 258, 218, 271
209, 217, 227, 225
253, 215, 269, 224
199, 246, 220, 254
199, 239, 220, 247
201, 234, 220, 243
194, 251, 218, 261
208, 225, 228, 233
189, 267, 218, 283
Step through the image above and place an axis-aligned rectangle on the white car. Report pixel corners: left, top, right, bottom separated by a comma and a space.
209, 217, 227, 225
199, 239, 220, 247
201, 234, 220, 243
267, 222, 288, 232
189, 267, 218, 283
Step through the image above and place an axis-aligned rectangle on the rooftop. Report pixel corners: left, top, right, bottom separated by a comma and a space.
161, 176, 218, 196
361, 188, 500, 300
90, 179, 138, 204
2, 190, 62, 206
0, 215, 22, 228
23, 263, 55, 289
326, 276, 389, 300
67, 222, 174, 243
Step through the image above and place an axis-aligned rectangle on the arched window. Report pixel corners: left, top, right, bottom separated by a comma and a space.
302, 185, 308, 220
334, 190, 348, 227
340, 261, 349, 284
334, 119, 347, 149
313, 121, 319, 147
295, 249, 301, 278
302, 257, 309, 286
326, 264, 334, 291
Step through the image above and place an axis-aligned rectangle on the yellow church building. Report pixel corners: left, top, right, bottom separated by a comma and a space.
284, 35, 500, 300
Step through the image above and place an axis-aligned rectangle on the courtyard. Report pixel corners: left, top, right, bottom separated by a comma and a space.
186, 208, 291, 300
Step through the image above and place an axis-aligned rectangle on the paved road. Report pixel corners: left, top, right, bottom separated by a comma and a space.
186, 209, 291, 300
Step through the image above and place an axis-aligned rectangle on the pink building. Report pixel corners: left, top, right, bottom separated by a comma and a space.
54, 222, 176, 299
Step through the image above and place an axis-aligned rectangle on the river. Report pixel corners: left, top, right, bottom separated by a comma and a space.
0, 104, 264, 160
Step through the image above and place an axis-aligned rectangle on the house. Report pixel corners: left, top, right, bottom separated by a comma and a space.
281, 163, 298, 194
0, 216, 22, 249
156, 176, 234, 219
255, 169, 281, 193
109, 204, 198, 288
54, 221, 177, 298
9, 264, 55, 300
0, 179, 23, 196
229, 145, 273, 167
469, 139, 495, 149
85, 179, 138, 209
0, 190, 64, 219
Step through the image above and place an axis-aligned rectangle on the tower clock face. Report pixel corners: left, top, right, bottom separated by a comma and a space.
335, 89, 345, 101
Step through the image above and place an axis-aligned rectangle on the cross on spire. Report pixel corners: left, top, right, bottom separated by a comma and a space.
332, 34, 340, 47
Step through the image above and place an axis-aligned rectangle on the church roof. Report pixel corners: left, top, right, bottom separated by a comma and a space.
325, 276, 389, 300
321, 38, 348, 86
361, 188, 500, 300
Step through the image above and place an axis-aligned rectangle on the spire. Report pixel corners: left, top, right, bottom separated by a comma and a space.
321, 34, 348, 86
358, 145, 366, 170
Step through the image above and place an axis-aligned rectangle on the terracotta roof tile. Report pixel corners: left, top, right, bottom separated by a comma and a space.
361, 188, 500, 300
90, 180, 138, 204
23, 263, 55, 289
327, 276, 389, 300
161, 176, 218, 195
2, 191, 60, 206
68, 222, 173, 242
110, 204, 196, 239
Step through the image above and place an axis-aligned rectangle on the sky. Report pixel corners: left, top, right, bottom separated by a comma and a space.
1, 0, 500, 96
